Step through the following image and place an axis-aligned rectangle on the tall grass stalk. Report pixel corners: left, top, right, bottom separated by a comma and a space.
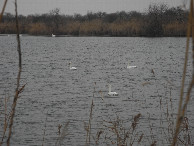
85, 83, 96, 146
0, 0, 8, 22
172, 0, 194, 145
85, 99, 94, 146
55, 121, 69, 146
103, 113, 142, 146
42, 112, 48, 146
6, 0, 24, 145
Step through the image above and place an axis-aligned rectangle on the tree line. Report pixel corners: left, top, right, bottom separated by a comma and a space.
0, 4, 188, 37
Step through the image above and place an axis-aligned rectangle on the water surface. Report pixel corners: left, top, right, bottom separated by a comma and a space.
0, 36, 193, 145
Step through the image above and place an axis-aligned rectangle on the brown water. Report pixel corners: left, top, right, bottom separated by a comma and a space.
0, 36, 193, 145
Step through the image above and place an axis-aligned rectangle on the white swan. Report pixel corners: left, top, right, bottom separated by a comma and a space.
69, 62, 77, 70
127, 61, 137, 69
108, 84, 118, 96
52, 34, 56, 37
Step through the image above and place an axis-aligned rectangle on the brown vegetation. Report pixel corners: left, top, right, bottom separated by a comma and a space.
172, 0, 194, 145
0, 4, 188, 37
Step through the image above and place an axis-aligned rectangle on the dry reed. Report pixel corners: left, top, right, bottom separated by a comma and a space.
0, 0, 8, 22
103, 113, 142, 146
42, 112, 48, 146
142, 72, 192, 145
6, 0, 24, 145
172, 0, 194, 145
85, 99, 94, 146
85, 82, 96, 146
95, 130, 103, 145
55, 121, 70, 146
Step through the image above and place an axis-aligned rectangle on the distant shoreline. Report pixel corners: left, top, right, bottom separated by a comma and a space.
0, 4, 188, 37
0, 34, 187, 37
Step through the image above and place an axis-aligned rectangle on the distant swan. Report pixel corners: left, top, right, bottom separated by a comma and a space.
69, 62, 77, 70
52, 34, 56, 37
108, 84, 118, 96
127, 61, 137, 69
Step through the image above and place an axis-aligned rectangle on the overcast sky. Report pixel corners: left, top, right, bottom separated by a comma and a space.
1, 0, 186, 16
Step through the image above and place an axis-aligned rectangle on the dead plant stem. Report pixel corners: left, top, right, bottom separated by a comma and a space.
0, 0, 8, 22
7, 0, 22, 145
172, 0, 194, 145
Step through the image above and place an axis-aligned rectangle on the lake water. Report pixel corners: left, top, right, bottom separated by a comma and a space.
0, 36, 193, 146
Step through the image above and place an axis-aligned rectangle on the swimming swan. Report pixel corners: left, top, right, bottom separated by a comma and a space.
52, 34, 56, 37
108, 84, 118, 96
127, 61, 137, 69
69, 62, 77, 70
